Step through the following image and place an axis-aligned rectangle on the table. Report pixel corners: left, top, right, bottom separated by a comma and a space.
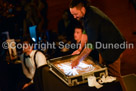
34, 65, 122, 91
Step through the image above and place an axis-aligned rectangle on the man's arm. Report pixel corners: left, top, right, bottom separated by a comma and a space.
36, 51, 47, 67
71, 47, 92, 68
72, 34, 88, 55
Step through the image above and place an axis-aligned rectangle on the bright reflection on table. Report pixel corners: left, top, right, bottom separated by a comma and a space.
56, 61, 95, 76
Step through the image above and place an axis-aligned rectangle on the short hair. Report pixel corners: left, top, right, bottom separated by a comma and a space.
69, 0, 90, 8
74, 21, 83, 32
22, 36, 35, 45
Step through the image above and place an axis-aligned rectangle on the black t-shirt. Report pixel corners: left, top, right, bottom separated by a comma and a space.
82, 6, 125, 64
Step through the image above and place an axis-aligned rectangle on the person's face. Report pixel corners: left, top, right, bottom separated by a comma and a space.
23, 41, 32, 53
70, 7, 85, 20
74, 28, 82, 42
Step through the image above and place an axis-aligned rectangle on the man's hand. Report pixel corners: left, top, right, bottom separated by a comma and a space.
22, 82, 32, 89
71, 59, 80, 69
71, 48, 92, 69
72, 50, 80, 55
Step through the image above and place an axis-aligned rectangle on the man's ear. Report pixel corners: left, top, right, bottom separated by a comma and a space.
81, 7, 86, 14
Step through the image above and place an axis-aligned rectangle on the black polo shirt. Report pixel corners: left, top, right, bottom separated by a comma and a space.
82, 6, 125, 64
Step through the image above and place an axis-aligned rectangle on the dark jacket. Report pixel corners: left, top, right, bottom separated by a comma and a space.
82, 6, 125, 64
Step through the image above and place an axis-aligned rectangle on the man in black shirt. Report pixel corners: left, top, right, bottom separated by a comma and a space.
69, 0, 126, 91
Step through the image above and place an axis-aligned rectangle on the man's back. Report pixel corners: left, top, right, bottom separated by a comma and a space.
83, 6, 125, 64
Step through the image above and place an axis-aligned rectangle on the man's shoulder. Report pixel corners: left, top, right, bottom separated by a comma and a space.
34, 50, 47, 65
84, 6, 113, 27
34, 50, 45, 57
87, 6, 110, 20
32, 50, 42, 56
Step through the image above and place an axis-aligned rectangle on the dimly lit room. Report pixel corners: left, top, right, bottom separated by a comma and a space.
0, 0, 136, 91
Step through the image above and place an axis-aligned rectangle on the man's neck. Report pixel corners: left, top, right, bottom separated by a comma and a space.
76, 38, 82, 43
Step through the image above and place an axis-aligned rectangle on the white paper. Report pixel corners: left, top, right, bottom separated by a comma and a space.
87, 76, 103, 89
